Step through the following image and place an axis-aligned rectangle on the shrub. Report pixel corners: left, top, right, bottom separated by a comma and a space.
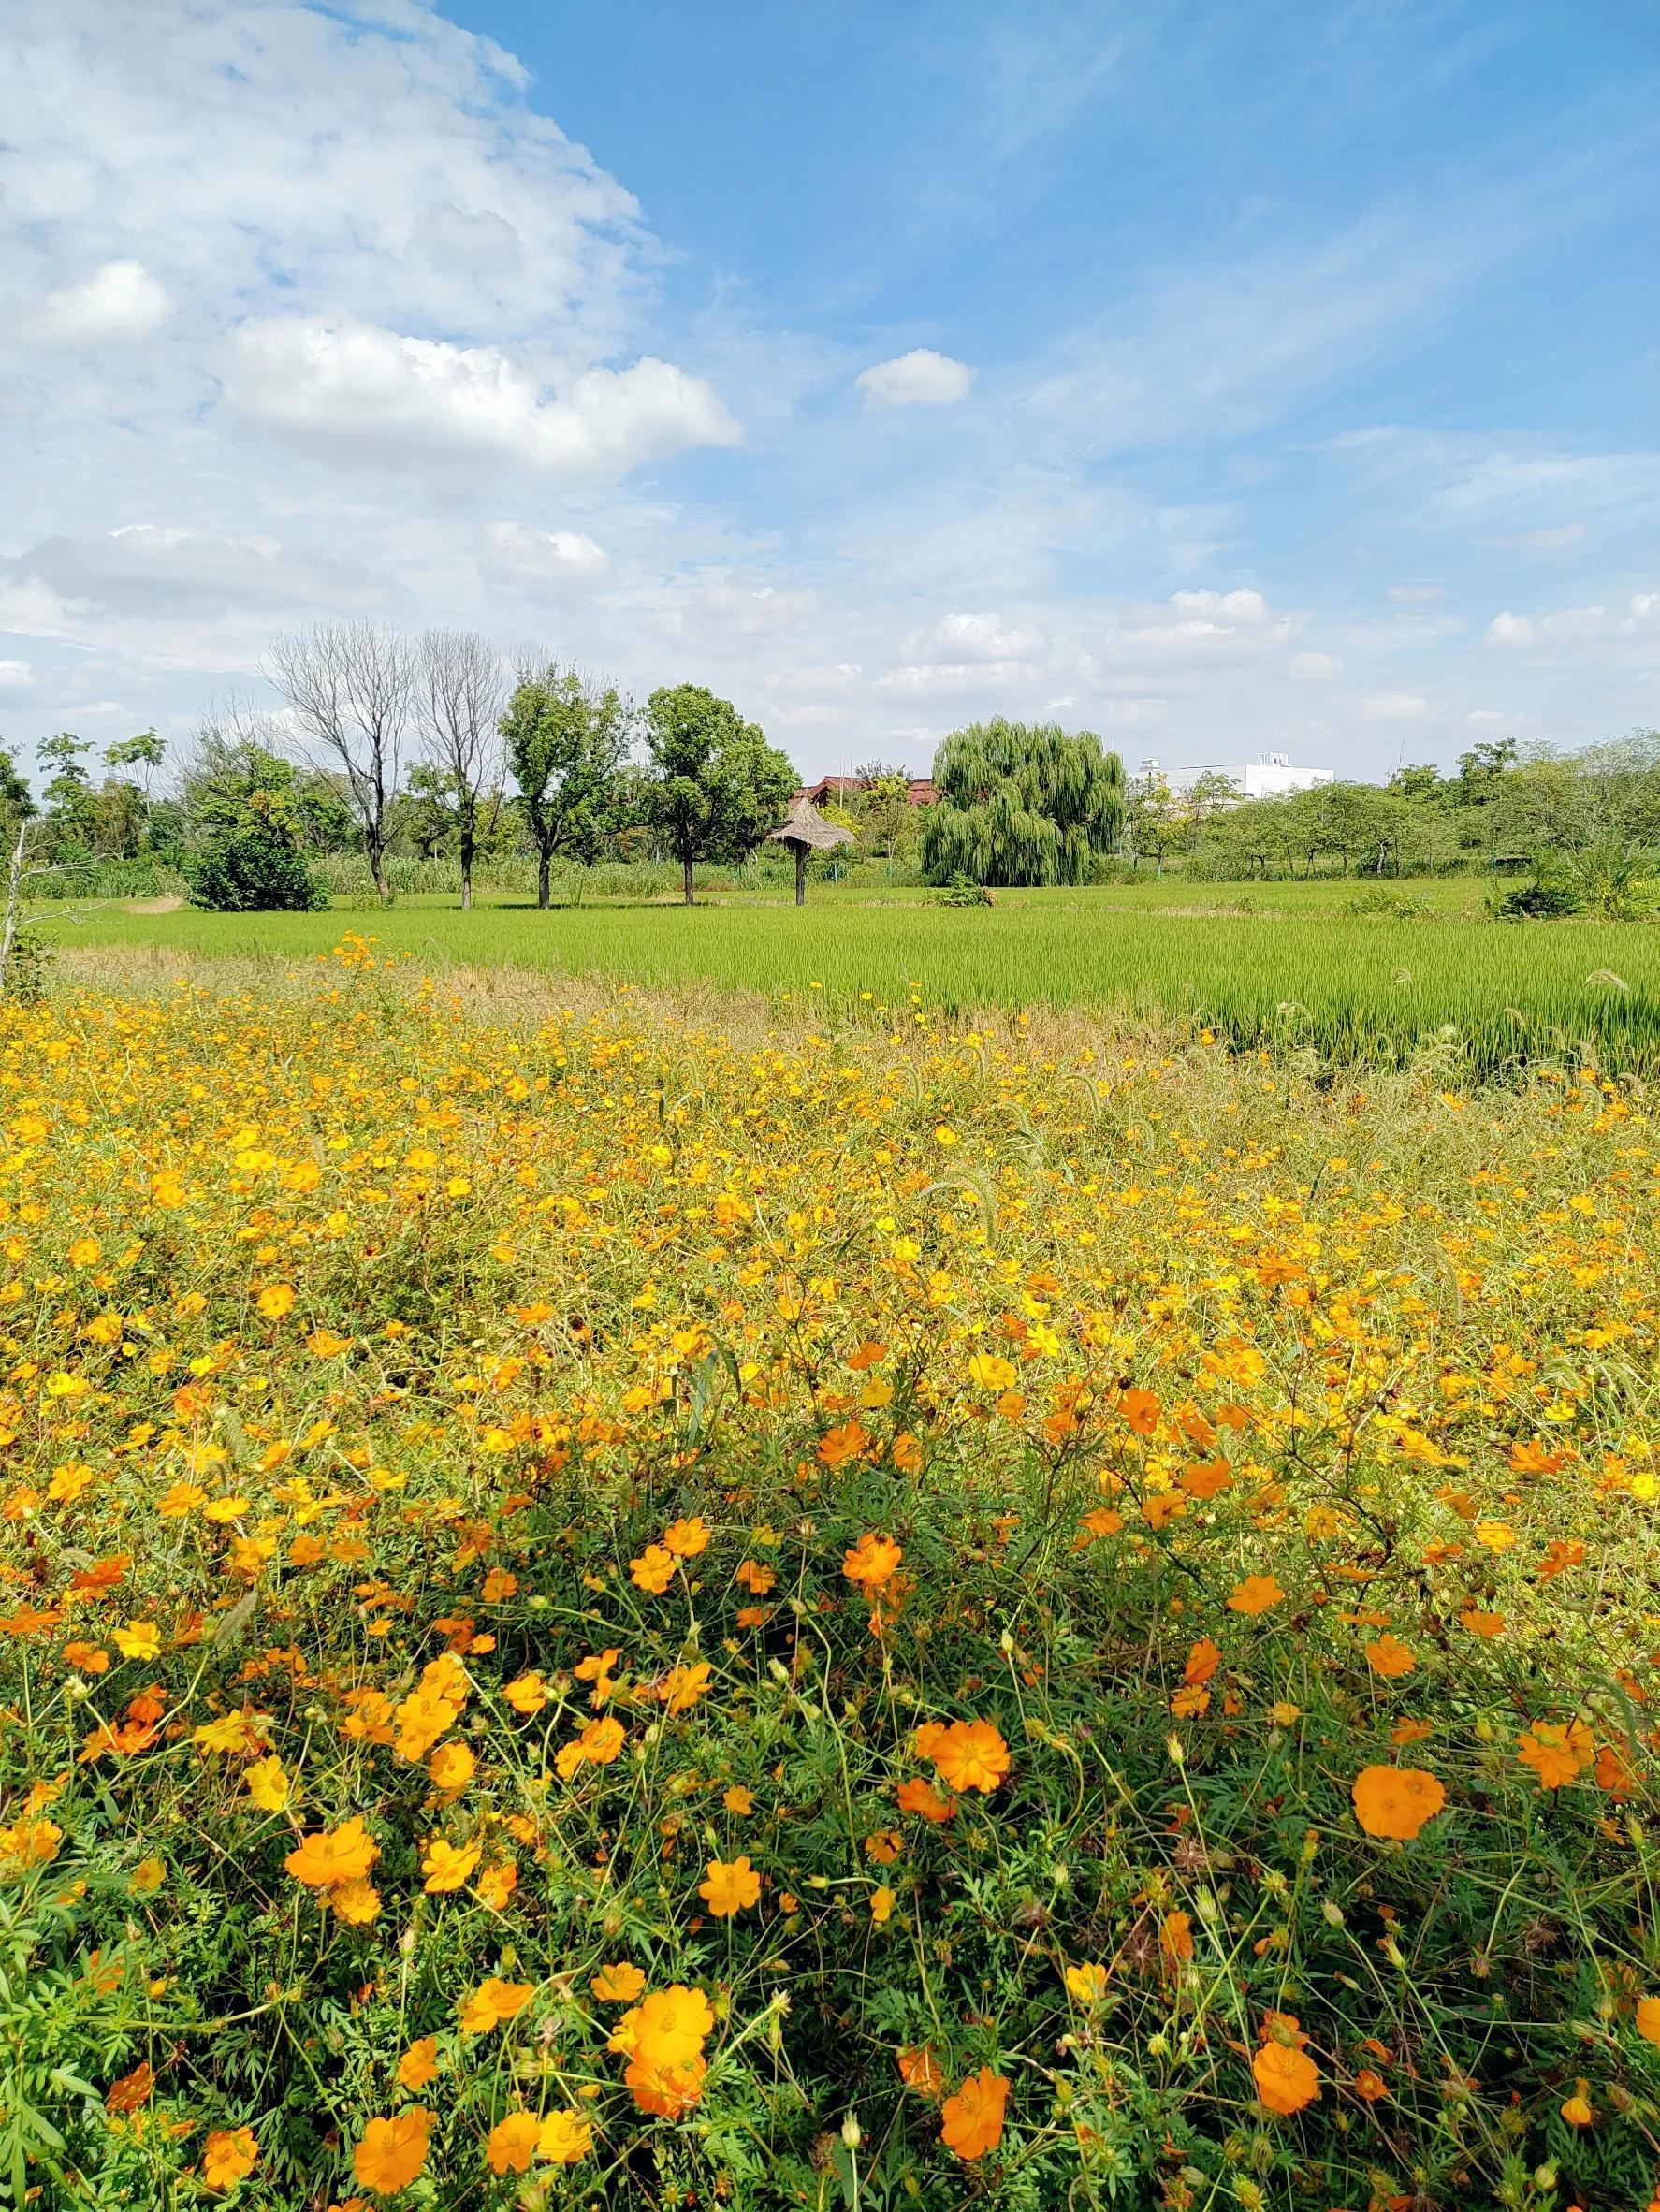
1492, 869, 1584, 921
182, 828, 329, 911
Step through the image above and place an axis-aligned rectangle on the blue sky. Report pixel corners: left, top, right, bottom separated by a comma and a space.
2, 0, 1656, 783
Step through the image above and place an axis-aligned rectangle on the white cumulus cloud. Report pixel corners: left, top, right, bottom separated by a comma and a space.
855, 349, 975, 408
874, 659, 1029, 698
478, 521, 610, 587
4, 524, 386, 618
766, 662, 864, 697
1361, 692, 1428, 720
31, 258, 172, 346
229, 317, 741, 479
0, 660, 37, 691
910, 609, 1046, 663
1289, 650, 1342, 680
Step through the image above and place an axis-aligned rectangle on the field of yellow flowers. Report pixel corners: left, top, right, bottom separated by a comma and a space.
3, 939, 1659, 2211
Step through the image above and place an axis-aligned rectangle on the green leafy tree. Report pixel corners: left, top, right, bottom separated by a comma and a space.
641, 685, 796, 906
1388, 762, 1446, 804
844, 764, 914, 879
179, 729, 328, 911
501, 663, 632, 909
105, 729, 166, 795
397, 764, 465, 863
921, 720, 1125, 887
1124, 766, 1177, 871
37, 733, 99, 857
0, 747, 36, 836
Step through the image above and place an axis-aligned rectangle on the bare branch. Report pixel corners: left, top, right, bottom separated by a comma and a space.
269, 621, 414, 900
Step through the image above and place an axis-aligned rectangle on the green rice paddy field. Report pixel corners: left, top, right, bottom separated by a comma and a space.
49, 879, 1660, 1076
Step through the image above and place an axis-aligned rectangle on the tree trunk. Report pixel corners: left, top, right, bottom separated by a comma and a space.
682, 851, 695, 907
0, 820, 28, 997
459, 829, 474, 911
537, 851, 550, 910
794, 848, 806, 907
369, 835, 390, 904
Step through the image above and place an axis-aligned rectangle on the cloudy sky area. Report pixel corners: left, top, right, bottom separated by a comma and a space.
2, 0, 1657, 784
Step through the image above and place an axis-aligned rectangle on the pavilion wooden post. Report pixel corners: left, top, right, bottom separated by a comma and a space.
766, 795, 854, 908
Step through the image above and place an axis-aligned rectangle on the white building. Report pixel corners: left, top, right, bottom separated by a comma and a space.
1140, 750, 1333, 802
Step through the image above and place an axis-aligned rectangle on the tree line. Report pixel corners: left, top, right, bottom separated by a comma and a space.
1125, 735, 1660, 893
2, 633, 1652, 908
0, 624, 806, 911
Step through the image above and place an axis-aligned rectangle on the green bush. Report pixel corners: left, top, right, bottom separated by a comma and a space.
182, 829, 329, 912
1493, 871, 1585, 922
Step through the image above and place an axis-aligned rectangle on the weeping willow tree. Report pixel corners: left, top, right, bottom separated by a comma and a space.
921, 720, 1126, 886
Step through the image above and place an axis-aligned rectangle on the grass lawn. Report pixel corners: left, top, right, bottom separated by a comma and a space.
49, 880, 1660, 1074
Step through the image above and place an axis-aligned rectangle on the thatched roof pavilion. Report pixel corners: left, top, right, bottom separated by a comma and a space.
767, 795, 854, 905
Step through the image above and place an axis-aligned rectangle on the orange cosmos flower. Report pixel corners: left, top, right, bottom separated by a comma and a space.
555, 1714, 627, 1781
420, 1837, 480, 1893
396, 2038, 438, 2091
931, 1719, 1010, 1795
106, 2062, 153, 2116
201, 2126, 257, 2191
591, 1960, 648, 2002
897, 2044, 946, 2101
609, 1984, 714, 2117
659, 1661, 713, 1714
1364, 1634, 1416, 1678
1510, 1440, 1567, 1475
353, 2107, 432, 2194
1117, 1387, 1160, 1434
629, 1545, 676, 1594
662, 1516, 710, 1558
1253, 2040, 1319, 2115
459, 1976, 534, 2034
1160, 1909, 1194, 1964
537, 2109, 592, 2162
485, 2113, 539, 2175
1560, 2078, 1594, 2127
818, 1417, 872, 1468
1228, 1575, 1285, 1616
284, 1816, 378, 1891
967, 1352, 1017, 1392
427, 1741, 475, 1795
896, 1777, 956, 1823
502, 1671, 547, 1714
889, 1432, 925, 1475
1635, 1994, 1660, 2046
1517, 1719, 1594, 1789
698, 1855, 762, 1915
940, 2067, 1010, 2161
1350, 1764, 1446, 1841
843, 1532, 903, 1588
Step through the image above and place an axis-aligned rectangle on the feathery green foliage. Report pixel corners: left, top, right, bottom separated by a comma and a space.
923, 720, 1125, 885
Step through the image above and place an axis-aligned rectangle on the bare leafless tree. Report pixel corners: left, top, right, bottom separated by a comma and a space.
416, 629, 504, 910
269, 622, 414, 902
